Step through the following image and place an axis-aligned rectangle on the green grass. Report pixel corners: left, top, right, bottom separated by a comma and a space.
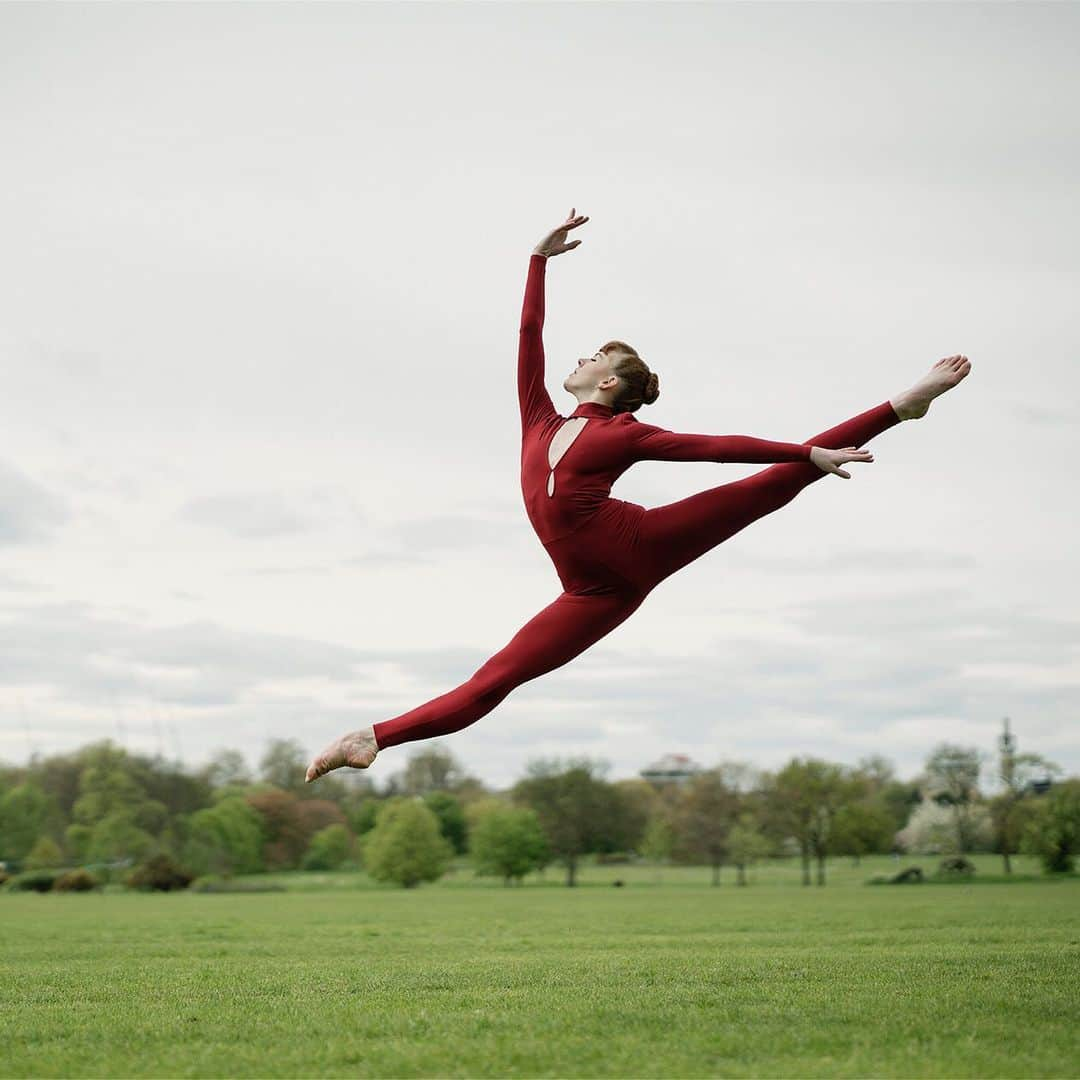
2, 857, 1078, 1078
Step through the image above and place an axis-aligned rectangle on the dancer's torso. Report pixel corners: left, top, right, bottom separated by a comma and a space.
520, 404, 648, 594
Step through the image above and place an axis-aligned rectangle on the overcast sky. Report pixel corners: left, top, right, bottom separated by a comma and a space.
1, 2, 1077, 791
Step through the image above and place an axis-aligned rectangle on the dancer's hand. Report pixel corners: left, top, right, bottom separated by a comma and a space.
810, 445, 874, 479
534, 208, 589, 257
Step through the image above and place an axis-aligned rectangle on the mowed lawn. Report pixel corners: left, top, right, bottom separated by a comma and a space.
2, 859, 1078, 1078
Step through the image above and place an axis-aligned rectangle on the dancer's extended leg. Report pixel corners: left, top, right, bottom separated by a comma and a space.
371, 587, 646, 750
637, 399, 902, 586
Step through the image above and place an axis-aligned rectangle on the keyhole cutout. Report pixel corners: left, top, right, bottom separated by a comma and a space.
546, 417, 588, 497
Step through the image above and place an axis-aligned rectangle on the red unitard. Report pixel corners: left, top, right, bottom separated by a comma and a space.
372, 253, 902, 750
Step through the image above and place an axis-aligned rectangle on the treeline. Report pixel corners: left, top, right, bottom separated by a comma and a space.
0, 732, 1077, 890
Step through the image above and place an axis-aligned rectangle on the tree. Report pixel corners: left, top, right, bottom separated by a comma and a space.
349, 799, 380, 837
200, 749, 252, 791
423, 791, 468, 855
765, 758, 858, 885
259, 739, 309, 796
640, 814, 675, 882
245, 790, 344, 869
991, 718, 1060, 873
363, 798, 453, 888
1021, 778, 1080, 873
832, 800, 896, 864
924, 743, 983, 855
398, 746, 468, 796
64, 823, 93, 864
611, 778, 659, 854
726, 811, 771, 885
673, 769, 739, 885
183, 796, 265, 876
86, 812, 155, 870
896, 798, 993, 855
513, 758, 624, 886
24, 834, 64, 870
70, 746, 169, 837
469, 805, 549, 885
0, 783, 52, 862
302, 824, 354, 871
879, 779, 923, 835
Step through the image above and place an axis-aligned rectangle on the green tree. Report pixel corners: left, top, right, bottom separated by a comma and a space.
423, 791, 468, 855
469, 805, 549, 885
0, 783, 51, 862
200, 749, 252, 791
183, 796, 265, 876
673, 769, 739, 885
765, 758, 858, 886
86, 812, 155, 869
24, 834, 64, 870
349, 799, 380, 836
363, 798, 453, 888
640, 814, 675, 882
302, 823, 353, 871
832, 800, 896, 864
727, 811, 771, 885
64, 823, 93, 864
611, 778, 658, 854
259, 739, 309, 796
1021, 778, 1080, 873
992, 718, 1060, 874
513, 758, 624, 886
71, 746, 169, 837
924, 743, 983, 855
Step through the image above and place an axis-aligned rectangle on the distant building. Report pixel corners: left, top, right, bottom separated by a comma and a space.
640, 753, 703, 786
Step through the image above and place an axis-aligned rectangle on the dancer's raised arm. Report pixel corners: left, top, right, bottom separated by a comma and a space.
518, 209, 589, 432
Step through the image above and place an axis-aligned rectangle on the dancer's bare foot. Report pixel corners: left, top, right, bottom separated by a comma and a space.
891, 355, 972, 420
305, 726, 379, 783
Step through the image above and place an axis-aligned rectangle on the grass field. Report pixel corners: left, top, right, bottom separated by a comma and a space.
2, 857, 1078, 1078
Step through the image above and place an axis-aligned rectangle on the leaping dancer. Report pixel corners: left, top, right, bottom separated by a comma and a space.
305, 208, 970, 782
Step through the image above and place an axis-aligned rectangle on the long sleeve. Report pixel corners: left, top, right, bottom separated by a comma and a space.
626, 419, 815, 464
518, 253, 557, 432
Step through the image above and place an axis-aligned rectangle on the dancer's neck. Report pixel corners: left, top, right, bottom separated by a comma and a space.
570, 401, 616, 419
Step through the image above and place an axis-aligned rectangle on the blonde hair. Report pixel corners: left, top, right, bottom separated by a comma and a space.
602, 340, 659, 414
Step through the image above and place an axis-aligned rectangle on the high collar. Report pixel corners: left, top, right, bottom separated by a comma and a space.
570, 401, 616, 420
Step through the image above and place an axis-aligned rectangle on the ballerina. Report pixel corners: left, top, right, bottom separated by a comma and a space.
306, 208, 970, 782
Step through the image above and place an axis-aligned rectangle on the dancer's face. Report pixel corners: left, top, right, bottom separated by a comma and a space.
563, 347, 620, 399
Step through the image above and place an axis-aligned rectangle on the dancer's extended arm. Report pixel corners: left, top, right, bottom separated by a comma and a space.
518, 253, 558, 432
625, 419, 814, 464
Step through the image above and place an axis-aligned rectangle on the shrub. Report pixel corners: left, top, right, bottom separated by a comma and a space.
6, 869, 59, 892
936, 855, 976, 877
125, 853, 194, 892
302, 823, 352, 871
54, 868, 101, 892
470, 805, 549, 885
0, 868, 9, 888
891, 866, 924, 884
24, 835, 64, 870
364, 798, 453, 888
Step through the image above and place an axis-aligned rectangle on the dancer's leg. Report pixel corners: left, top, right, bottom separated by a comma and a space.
371, 587, 647, 750
637, 399, 902, 586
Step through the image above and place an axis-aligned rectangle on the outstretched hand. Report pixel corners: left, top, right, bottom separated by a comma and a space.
534, 207, 589, 258
810, 445, 874, 479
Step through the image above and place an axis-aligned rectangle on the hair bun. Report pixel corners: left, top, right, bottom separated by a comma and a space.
643, 371, 660, 405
